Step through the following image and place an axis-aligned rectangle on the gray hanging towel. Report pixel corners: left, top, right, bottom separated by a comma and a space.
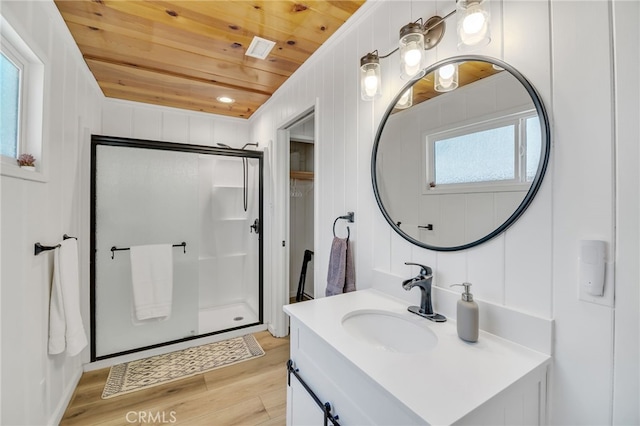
326, 237, 356, 296
344, 239, 356, 293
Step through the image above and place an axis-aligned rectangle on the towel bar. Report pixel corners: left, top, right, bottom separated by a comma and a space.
34, 234, 77, 256
110, 242, 187, 259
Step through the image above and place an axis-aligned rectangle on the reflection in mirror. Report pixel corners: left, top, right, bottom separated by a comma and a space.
373, 56, 550, 251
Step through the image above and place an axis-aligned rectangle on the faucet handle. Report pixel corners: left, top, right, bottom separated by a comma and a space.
404, 262, 432, 277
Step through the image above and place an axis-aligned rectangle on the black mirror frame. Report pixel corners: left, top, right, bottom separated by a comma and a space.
371, 55, 551, 252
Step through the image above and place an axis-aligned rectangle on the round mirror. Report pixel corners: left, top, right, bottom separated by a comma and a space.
372, 56, 550, 251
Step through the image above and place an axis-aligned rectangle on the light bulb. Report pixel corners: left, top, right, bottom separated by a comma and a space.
403, 42, 422, 67
435, 63, 458, 92
360, 53, 381, 100
457, 0, 491, 50
399, 23, 425, 79
438, 64, 455, 80
462, 10, 486, 36
403, 62, 422, 79
395, 87, 413, 109
364, 69, 379, 97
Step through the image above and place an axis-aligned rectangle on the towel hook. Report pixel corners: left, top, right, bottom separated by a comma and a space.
332, 212, 354, 240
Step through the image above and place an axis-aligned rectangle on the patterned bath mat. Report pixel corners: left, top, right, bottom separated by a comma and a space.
102, 334, 265, 399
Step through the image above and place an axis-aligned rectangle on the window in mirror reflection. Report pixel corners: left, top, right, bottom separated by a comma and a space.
525, 116, 542, 181
427, 112, 540, 189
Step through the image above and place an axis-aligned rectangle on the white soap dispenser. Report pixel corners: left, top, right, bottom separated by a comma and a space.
450, 283, 479, 342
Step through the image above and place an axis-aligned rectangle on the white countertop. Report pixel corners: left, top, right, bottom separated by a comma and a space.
284, 289, 551, 425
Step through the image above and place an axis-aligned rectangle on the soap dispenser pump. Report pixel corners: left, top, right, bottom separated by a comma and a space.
450, 283, 479, 342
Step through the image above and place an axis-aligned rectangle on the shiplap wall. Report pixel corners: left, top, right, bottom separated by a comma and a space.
249, 0, 636, 424
101, 99, 250, 147
611, 1, 640, 423
0, 1, 102, 424
1, 0, 637, 424
250, 0, 552, 316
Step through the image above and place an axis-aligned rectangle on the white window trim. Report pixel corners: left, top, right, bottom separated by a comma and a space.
422, 109, 538, 195
0, 14, 46, 183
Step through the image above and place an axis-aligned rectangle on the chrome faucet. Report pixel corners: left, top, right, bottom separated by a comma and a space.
402, 262, 446, 322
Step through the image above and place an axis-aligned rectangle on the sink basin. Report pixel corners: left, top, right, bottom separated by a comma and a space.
341, 309, 438, 353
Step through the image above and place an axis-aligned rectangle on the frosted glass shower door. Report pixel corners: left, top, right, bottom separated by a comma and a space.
93, 143, 200, 359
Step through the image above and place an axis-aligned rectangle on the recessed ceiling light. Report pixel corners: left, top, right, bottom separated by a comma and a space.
217, 96, 235, 104
245, 36, 276, 60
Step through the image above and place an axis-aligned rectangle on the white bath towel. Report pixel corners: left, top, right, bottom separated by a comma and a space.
48, 238, 88, 356
130, 244, 173, 321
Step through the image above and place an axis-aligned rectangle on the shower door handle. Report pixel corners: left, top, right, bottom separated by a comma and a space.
250, 218, 260, 234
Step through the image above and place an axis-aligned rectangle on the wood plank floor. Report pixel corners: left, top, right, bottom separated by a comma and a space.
61, 331, 290, 425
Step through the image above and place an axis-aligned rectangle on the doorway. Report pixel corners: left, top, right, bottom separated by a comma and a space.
288, 115, 315, 302
270, 107, 317, 338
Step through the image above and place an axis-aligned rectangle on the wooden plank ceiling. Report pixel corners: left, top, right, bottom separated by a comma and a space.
54, 0, 365, 118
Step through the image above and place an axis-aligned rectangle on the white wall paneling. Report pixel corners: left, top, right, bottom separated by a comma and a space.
550, 1, 616, 424
611, 0, 640, 423
250, 0, 637, 423
0, 1, 102, 424
101, 99, 250, 148
1, 0, 637, 424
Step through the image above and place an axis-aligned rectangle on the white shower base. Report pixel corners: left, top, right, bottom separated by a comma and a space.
198, 302, 259, 335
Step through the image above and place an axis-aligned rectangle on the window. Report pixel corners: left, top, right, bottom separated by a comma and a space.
426, 112, 541, 191
1, 14, 45, 179
1, 50, 22, 159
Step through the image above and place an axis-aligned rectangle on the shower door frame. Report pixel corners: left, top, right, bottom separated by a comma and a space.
90, 135, 264, 361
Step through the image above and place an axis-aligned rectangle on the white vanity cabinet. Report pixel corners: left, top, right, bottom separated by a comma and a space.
287, 317, 425, 425
284, 289, 551, 425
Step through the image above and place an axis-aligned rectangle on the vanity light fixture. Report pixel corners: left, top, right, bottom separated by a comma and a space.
360, 15, 445, 100
360, 52, 382, 100
434, 63, 459, 92
359, 1, 492, 101
457, 0, 491, 50
399, 22, 426, 79
395, 86, 413, 109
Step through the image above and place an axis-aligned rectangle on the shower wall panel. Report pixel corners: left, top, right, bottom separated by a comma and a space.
198, 156, 260, 314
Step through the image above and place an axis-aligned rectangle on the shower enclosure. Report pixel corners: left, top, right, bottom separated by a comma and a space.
90, 135, 263, 361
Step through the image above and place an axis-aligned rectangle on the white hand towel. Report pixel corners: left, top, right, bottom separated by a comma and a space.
48, 238, 88, 356
130, 244, 173, 321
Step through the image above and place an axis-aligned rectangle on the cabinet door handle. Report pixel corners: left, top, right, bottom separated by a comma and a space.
287, 360, 341, 425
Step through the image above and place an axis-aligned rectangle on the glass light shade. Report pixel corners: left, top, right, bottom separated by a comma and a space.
399, 23, 425, 80
457, 0, 491, 51
395, 87, 413, 109
434, 63, 459, 92
360, 54, 381, 101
